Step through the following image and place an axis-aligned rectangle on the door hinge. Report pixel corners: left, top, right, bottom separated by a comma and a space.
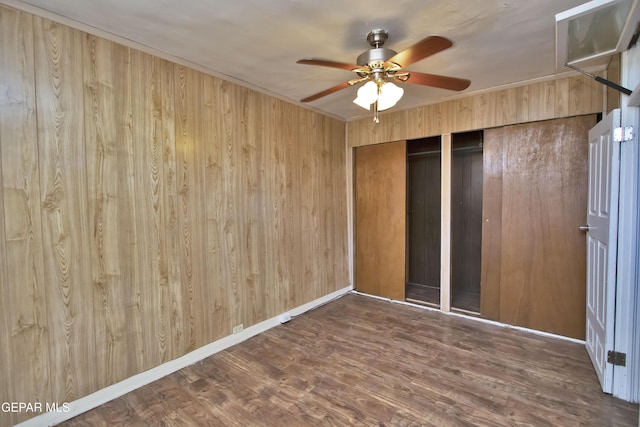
613, 126, 633, 142
607, 350, 627, 366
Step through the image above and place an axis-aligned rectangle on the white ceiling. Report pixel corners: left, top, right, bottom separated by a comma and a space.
6, 0, 591, 121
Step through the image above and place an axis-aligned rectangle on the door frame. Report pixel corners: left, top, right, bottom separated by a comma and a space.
612, 46, 640, 403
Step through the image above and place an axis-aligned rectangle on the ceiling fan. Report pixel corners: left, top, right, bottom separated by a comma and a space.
297, 29, 471, 122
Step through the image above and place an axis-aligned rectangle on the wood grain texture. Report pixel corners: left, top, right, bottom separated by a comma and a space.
499, 115, 596, 339
0, 7, 51, 426
355, 141, 406, 300
347, 75, 604, 147
0, 5, 348, 425
130, 50, 177, 370
472, 92, 497, 130
481, 128, 504, 321
175, 65, 207, 351
61, 294, 639, 427
83, 35, 148, 388
34, 16, 97, 402
201, 73, 231, 343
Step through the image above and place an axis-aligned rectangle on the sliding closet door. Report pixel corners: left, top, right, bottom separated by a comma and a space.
482, 115, 595, 339
355, 141, 406, 300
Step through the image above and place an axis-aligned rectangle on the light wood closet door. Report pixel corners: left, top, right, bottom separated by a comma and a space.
482, 115, 595, 339
355, 141, 406, 300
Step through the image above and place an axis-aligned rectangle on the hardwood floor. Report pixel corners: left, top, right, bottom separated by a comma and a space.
61, 293, 638, 426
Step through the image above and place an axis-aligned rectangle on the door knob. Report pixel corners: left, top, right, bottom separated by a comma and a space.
579, 225, 590, 232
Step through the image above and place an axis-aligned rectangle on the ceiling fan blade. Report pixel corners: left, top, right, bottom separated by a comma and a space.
300, 81, 351, 102
297, 59, 361, 72
386, 36, 453, 68
402, 71, 471, 91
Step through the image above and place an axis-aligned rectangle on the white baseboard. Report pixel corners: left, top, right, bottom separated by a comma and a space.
16, 285, 352, 427
352, 290, 586, 345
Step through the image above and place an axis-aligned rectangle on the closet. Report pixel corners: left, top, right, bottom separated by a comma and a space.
405, 132, 483, 312
450, 131, 483, 313
354, 115, 593, 339
406, 137, 441, 307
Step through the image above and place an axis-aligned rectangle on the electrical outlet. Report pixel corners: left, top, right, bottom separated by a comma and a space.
279, 313, 291, 324
232, 324, 243, 334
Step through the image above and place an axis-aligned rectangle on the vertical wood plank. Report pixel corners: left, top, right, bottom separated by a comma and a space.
300, 109, 319, 303
405, 105, 427, 141
130, 50, 163, 369
156, 58, 182, 361
440, 134, 452, 312
124, 50, 180, 368
472, 92, 497, 130
439, 101, 453, 134
496, 87, 518, 127
555, 77, 570, 118
568, 75, 593, 116
117, 45, 147, 376
274, 99, 291, 311
83, 34, 131, 388
355, 141, 406, 300
175, 65, 209, 348
219, 78, 246, 330
34, 17, 97, 400
0, 7, 51, 425
515, 85, 529, 124
285, 103, 304, 307
528, 81, 555, 122
480, 128, 504, 320
452, 98, 472, 132
201, 74, 231, 341
425, 103, 443, 136
238, 85, 265, 324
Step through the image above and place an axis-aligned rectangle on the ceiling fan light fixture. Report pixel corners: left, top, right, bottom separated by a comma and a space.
353, 80, 378, 109
377, 81, 404, 111
353, 80, 404, 112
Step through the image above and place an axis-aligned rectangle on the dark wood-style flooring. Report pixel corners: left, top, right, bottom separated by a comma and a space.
61, 293, 638, 426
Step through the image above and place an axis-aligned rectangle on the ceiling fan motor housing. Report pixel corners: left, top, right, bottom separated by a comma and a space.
357, 29, 398, 67
357, 48, 397, 67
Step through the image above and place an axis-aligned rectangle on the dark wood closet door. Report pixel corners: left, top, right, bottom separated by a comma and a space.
355, 141, 406, 300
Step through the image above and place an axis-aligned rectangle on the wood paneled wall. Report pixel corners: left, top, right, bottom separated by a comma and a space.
0, 5, 348, 426
347, 75, 604, 147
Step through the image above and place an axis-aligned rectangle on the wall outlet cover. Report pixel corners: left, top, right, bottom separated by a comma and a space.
279, 313, 292, 323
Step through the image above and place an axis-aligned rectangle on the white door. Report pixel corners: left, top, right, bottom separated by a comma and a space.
585, 109, 621, 393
